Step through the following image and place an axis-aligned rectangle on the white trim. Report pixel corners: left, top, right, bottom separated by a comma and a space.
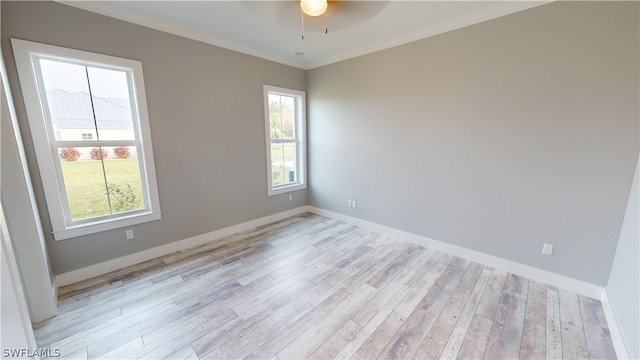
305, 1, 552, 69
56, 0, 307, 70
307, 206, 604, 299
53, 204, 625, 352
56, 1, 550, 70
601, 290, 633, 360
55, 206, 311, 286
263, 85, 307, 196
58, 203, 607, 299
2, 41, 58, 322
57, 204, 606, 299
11, 38, 162, 240
53, 212, 161, 240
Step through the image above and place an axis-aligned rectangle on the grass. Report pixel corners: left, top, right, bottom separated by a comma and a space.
61, 146, 298, 219
60, 158, 143, 220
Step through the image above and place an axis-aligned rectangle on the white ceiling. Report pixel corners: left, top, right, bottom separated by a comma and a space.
61, 1, 549, 70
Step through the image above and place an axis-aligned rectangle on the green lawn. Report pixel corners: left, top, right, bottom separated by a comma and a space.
62, 146, 297, 220
60, 158, 143, 220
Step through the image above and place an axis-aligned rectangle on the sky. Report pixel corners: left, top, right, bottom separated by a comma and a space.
39, 58, 131, 100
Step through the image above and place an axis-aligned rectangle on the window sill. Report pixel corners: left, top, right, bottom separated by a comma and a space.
268, 183, 307, 196
53, 211, 161, 240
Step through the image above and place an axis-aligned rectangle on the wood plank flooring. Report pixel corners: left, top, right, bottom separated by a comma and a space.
35, 213, 617, 359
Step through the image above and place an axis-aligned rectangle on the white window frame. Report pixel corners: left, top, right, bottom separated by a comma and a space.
263, 85, 307, 196
11, 39, 161, 240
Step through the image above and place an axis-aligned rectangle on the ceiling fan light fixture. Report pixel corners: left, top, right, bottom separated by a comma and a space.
300, 0, 327, 17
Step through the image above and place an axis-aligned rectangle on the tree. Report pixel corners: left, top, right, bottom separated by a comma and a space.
269, 95, 294, 139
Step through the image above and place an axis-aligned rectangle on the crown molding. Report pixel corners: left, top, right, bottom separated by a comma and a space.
56, 1, 551, 71
305, 1, 552, 69
55, 0, 308, 69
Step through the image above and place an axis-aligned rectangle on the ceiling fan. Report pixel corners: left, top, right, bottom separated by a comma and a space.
300, 0, 328, 39
241, 1, 389, 36
299, 0, 388, 39
300, 0, 328, 17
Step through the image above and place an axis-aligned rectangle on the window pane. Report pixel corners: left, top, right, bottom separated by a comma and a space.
13, 39, 162, 238
39, 59, 95, 142
58, 147, 110, 220
271, 143, 297, 187
103, 146, 144, 214
268, 94, 295, 140
58, 145, 144, 220
280, 96, 295, 139
87, 67, 135, 141
39, 59, 136, 142
41, 59, 145, 219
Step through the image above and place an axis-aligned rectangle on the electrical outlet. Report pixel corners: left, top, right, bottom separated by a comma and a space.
542, 243, 553, 256
288, 194, 293, 201
352, 200, 357, 208
126, 229, 134, 240
347, 200, 352, 208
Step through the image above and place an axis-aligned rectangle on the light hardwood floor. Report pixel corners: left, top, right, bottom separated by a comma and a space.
35, 213, 617, 359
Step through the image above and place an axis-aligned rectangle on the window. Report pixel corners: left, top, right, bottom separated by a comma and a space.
263, 85, 307, 196
12, 39, 161, 240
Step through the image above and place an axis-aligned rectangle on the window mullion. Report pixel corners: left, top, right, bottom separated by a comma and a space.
270, 139, 297, 145
52, 140, 138, 148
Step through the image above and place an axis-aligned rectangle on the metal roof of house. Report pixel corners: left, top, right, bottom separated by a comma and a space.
47, 89, 133, 129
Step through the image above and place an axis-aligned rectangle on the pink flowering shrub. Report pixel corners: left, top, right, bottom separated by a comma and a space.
113, 146, 131, 159
60, 147, 80, 161
90, 147, 108, 160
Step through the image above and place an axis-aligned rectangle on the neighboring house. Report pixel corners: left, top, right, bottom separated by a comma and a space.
46, 89, 137, 159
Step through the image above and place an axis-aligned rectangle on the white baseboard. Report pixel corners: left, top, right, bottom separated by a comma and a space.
55, 206, 310, 287
57, 204, 605, 299
307, 206, 604, 299
55, 204, 627, 356
601, 290, 632, 360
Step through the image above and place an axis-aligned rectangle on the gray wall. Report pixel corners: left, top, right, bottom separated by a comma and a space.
606, 154, 639, 359
1, 1, 307, 274
307, 1, 639, 286
2, 1, 638, 287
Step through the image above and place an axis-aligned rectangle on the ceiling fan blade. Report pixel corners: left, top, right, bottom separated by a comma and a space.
240, 1, 389, 31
